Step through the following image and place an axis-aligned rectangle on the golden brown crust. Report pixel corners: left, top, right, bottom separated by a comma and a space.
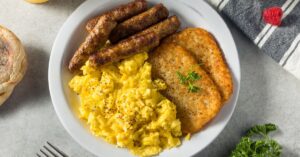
148, 43, 222, 133
0, 25, 27, 106
109, 3, 169, 43
86, 0, 147, 32
164, 28, 233, 102
68, 16, 117, 72
89, 32, 159, 66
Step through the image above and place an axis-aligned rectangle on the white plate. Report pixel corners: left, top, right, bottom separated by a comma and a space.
48, 0, 240, 156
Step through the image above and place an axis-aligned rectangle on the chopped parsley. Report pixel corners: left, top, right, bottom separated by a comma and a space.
188, 82, 200, 93
230, 123, 282, 157
176, 70, 201, 93
187, 71, 201, 81
176, 71, 188, 84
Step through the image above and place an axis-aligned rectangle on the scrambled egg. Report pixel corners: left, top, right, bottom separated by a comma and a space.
69, 52, 182, 157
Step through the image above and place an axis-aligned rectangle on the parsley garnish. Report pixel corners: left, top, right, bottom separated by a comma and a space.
176, 71, 201, 93
176, 71, 188, 84
188, 82, 200, 92
230, 123, 282, 157
187, 71, 201, 81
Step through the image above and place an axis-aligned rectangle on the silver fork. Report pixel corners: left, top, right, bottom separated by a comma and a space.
36, 141, 69, 157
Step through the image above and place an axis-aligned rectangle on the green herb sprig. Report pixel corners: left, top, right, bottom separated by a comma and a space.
230, 123, 282, 157
176, 71, 201, 93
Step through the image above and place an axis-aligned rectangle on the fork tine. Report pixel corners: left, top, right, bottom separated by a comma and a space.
43, 145, 59, 157
36, 153, 42, 157
40, 149, 50, 157
47, 141, 69, 157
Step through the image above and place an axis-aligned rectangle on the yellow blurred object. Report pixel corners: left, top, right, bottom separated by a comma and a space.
185, 133, 191, 141
25, 0, 48, 4
69, 52, 182, 157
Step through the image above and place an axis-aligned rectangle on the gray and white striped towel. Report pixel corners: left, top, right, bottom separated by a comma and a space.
207, 0, 300, 79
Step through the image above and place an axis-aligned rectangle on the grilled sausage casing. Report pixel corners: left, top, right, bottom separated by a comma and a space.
89, 16, 181, 67
89, 32, 159, 66
68, 16, 117, 72
86, 0, 147, 32
109, 3, 169, 43
134, 15, 181, 40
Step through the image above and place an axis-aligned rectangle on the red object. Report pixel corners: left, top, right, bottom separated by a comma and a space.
263, 7, 283, 26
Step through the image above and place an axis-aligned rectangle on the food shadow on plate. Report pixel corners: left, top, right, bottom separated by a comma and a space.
0, 46, 49, 115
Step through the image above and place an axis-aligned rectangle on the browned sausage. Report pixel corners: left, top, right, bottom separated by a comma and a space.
135, 15, 181, 40
109, 4, 169, 43
68, 16, 117, 72
89, 32, 159, 66
86, 0, 147, 32
89, 16, 180, 67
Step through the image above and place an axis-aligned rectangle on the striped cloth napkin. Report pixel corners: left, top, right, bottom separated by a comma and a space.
207, 0, 300, 79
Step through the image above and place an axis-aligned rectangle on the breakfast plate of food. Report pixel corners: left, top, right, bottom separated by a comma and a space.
48, 0, 240, 156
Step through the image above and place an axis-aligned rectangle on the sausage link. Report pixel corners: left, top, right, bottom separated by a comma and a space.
109, 4, 169, 43
89, 32, 159, 66
68, 16, 117, 72
136, 15, 181, 40
86, 0, 147, 32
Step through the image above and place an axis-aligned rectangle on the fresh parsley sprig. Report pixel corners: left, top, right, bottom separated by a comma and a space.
176, 71, 188, 84
176, 71, 201, 93
246, 123, 277, 137
230, 123, 282, 157
188, 82, 200, 93
187, 71, 201, 81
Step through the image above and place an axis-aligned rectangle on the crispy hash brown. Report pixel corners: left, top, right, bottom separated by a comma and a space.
164, 28, 233, 102
148, 43, 222, 133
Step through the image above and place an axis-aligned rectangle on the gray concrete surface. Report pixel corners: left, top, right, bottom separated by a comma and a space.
0, 0, 299, 157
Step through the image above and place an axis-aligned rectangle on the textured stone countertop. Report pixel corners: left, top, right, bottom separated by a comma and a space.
0, 0, 299, 156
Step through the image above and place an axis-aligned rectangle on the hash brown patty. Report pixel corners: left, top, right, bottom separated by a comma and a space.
164, 28, 233, 102
148, 43, 222, 133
